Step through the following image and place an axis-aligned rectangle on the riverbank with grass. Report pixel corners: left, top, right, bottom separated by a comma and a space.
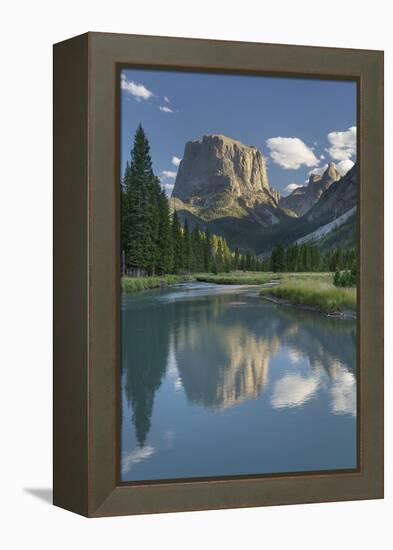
121, 274, 194, 293
195, 272, 277, 285
121, 272, 356, 317
259, 272, 356, 317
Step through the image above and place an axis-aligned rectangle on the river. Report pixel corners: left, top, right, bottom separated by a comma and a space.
121, 282, 357, 482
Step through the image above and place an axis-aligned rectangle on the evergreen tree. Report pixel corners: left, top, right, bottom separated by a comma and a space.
233, 248, 240, 271
172, 210, 183, 273
271, 245, 285, 272
221, 238, 231, 272
124, 124, 156, 274
156, 189, 173, 274
203, 230, 212, 272
250, 256, 257, 271
121, 161, 131, 261
182, 219, 191, 273
191, 225, 204, 271
216, 239, 224, 272
145, 176, 163, 275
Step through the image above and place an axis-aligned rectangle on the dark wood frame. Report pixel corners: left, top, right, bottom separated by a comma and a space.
53, 32, 384, 517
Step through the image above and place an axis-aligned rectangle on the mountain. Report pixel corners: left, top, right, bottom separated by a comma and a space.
279, 162, 341, 217
170, 133, 357, 254
172, 134, 285, 226
296, 207, 356, 249
306, 164, 357, 223
292, 164, 358, 250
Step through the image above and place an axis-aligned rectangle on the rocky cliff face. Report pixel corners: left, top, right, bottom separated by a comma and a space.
280, 162, 341, 217
306, 163, 357, 223
172, 135, 281, 223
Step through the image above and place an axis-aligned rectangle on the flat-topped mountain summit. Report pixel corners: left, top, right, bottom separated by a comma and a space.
172, 134, 281, 223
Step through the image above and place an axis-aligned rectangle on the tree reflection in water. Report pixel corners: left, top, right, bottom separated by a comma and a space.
122, 286, 356, 449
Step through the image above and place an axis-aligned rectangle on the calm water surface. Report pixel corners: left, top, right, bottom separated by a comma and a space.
121, 282, 357, 481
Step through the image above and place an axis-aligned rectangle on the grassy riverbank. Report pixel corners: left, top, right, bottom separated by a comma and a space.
260, 272, 356, 313
121, 274, 194, 292
121, 272, 356, 314
195, 272, 276, 285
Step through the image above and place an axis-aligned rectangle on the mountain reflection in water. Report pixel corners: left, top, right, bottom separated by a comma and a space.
121, 282, 357, 481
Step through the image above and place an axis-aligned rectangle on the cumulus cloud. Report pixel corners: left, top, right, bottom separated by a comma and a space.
336, 159, 354, 176
172, 156, 182, 167
330, 365, 356, 416
266, 137, 320, 170
320, 154, 325, 160
283, 183, 303, 196
327, 126, 357, 161
159, 105, 174, 113
271, 373, 320, 409
161, 170, 177, 179
120, 73, 153, 101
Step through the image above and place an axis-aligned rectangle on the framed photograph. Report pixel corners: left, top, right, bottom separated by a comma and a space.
53, 32, 383, 517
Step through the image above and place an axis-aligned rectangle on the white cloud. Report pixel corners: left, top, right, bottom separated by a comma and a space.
172, 156, 181, 167
161, 170, 177, 178
336, 159, 354, 176
283, 183, 303, 196
327, 126, 356, 161
271, 373, 320, 409
330, 365, 356, 417
162, 182, 174, 197
266, 137, 320, 170
320, 154, 325, 160
164, 96, 170, 103
120, 73, 153, 101
121, 445, 155, 473
309, 163, 329, 177
159, 105, 174, 113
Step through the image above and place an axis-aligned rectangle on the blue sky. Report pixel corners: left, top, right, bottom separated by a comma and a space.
120, 69, 357, 196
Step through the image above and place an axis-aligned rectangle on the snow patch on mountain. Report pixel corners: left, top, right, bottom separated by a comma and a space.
296, 206, 357, 245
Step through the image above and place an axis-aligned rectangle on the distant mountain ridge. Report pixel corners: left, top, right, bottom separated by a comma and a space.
279, 162, 341, 217
306, 164, 356, 223
170, 133, 357, 254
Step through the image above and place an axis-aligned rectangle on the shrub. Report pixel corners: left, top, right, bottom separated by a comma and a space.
333, 269, 356, 288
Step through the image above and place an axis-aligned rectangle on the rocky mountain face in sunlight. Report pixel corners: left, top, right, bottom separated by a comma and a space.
280, 162, 341, 217
172, 134, 285, 226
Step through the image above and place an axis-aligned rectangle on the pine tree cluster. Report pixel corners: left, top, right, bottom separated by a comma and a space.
269, 243, 356, 274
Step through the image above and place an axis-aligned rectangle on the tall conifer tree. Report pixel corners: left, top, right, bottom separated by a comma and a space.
124, 124, 155, 274
182, 219, 191, 273
172, 210, 183, 273
156, 188, 173, 274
